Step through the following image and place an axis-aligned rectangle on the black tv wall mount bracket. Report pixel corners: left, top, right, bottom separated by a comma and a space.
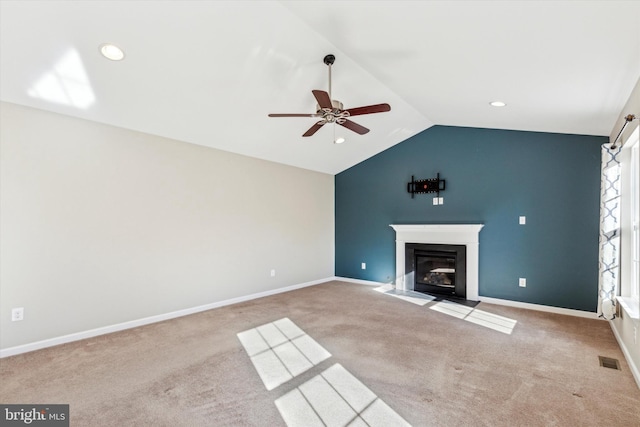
407, 173, 446, 199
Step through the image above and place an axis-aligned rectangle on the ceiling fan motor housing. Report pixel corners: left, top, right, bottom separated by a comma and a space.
316, 100, 344, 113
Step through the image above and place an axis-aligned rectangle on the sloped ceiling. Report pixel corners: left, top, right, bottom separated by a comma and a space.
1, 1, 639, 174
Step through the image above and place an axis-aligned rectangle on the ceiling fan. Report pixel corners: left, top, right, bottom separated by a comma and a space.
268, 54, 391, 138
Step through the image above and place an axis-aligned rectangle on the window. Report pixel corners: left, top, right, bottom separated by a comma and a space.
630, 135, 639, 301
617, 126, 640, 318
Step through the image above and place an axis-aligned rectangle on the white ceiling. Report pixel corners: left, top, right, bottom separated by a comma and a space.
1, 1, 639, 174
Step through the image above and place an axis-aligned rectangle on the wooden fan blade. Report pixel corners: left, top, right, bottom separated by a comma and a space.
268, 113, 322, 117
339, 119, 369, 135
312, 90, 333, 110
303, 121, 325, 137
344, 103, 391, 117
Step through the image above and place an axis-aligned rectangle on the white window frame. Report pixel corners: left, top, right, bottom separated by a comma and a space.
617, 126, 640, 319
630, 136, 639, 301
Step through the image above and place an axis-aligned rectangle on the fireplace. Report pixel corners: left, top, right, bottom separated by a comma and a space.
406, 243, 466, 298
390, 224, 484, 300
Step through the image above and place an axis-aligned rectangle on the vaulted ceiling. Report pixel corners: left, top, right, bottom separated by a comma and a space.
1, 1, 639, 174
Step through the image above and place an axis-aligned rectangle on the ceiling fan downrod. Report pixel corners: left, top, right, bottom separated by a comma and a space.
324, 54, 335, 100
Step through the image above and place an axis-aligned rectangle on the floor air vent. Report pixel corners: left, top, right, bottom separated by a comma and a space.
598, 356, 621, 370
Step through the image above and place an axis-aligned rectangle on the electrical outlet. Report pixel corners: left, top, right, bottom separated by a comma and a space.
11, 307, 24, 322
361, 262, 366, 270
270, 269, 276, 277
519, 278, 526, 287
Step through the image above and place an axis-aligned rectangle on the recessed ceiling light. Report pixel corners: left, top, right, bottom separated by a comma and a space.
100, 43, 125, 61
334, 137, 345, 144
490, 101, 507, 107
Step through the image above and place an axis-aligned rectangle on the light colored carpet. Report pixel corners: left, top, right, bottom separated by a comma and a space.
1, 280, 639, 426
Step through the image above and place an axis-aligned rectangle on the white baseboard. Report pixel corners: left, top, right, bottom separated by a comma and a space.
609, 320, 640, 389
0, 277, 332, 358
478, 296, 601, 319
335, 278, 601, 319
335, 277, 601, 319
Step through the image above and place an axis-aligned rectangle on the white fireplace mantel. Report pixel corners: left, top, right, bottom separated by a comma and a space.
390, 224, 484, 300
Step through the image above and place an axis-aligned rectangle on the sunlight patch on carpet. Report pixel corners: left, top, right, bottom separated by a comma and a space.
429, 300, 473, 319
373, 286, 517, 334
430, 301, 517, 334
373, 284, 435, 306
275, 363, 411, 427
237, 318, 331, 390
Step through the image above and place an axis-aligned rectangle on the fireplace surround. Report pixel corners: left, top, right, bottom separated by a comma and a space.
390, 224, 484, 300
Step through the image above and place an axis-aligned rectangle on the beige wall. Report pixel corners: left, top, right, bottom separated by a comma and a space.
609, 76, 640, 386
0, 102, 334, 350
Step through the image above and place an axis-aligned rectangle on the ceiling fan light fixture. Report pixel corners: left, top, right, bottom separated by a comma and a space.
334, 137, 345, 144
490, 101, 507, 107
100, 43, 125, 61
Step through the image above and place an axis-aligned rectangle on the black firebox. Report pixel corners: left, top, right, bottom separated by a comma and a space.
405, 243, 467, 298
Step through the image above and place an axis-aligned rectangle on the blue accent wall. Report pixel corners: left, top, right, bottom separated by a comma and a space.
335, 126, 606, 312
